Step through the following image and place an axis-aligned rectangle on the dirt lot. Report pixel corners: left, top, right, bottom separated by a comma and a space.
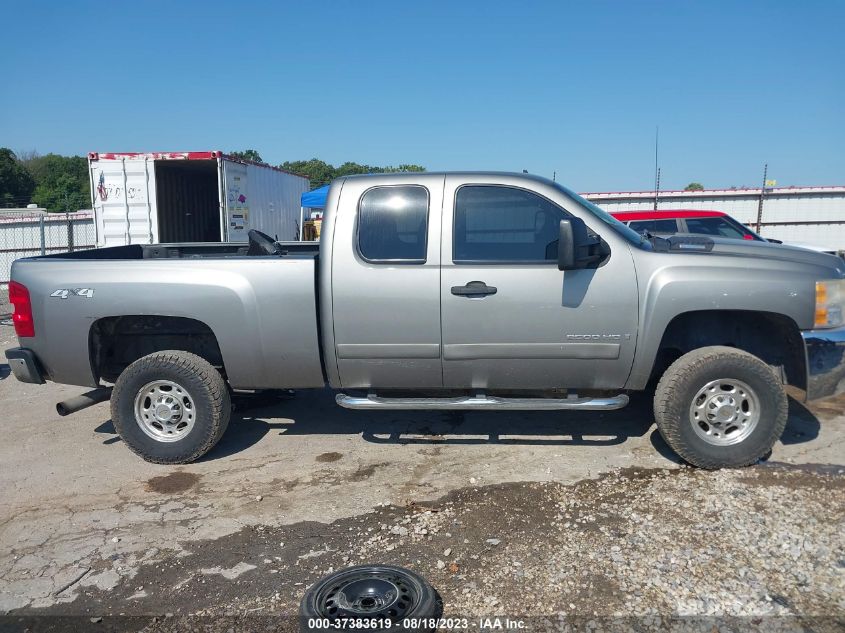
0, 318, 843, 631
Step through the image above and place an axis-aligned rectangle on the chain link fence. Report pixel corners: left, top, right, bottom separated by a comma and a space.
0, 211, 97, 286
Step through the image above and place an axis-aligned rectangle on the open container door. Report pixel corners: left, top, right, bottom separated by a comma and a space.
222, 160, 250, 242
89, 155, 158, 247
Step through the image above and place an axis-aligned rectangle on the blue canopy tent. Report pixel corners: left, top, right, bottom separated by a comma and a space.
301, 185, 329, 209
298, 185, 330, 239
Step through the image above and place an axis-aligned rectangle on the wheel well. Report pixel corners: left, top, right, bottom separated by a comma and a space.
90, 316, 224, 383
651, 310, 806, 390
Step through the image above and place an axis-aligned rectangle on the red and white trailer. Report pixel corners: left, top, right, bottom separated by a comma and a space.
88, 151, 309, 247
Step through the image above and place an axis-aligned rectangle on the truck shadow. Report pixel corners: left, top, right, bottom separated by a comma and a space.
91, 389, 821, 462
193, 390, 655, 461
0, 363, 10, 380
780, 396, 823, 445
197, 390, 821, 462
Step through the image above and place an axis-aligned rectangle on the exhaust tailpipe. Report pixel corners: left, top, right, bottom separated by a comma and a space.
56, 387, 113, 417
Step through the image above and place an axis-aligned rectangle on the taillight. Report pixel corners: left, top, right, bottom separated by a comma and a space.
742, 234, 755, 241
8, 281, 35, 337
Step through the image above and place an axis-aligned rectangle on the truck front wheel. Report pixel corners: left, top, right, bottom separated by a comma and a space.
110, 351, 231, 464
653, 346, 788, 469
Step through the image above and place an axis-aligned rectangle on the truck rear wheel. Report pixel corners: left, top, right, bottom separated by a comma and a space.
653, 346, 788, 469
110, 351, 230, 464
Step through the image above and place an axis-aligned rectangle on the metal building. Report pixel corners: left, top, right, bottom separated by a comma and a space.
583, 185, 845, 250
0, 210, 96, 284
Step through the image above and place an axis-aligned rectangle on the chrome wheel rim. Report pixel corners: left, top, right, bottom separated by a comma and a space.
689, 378, 760, 446
134, 380, 196, 442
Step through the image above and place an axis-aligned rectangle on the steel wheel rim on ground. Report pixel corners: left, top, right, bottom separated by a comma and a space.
312, 567, 422, 619
688, 377, 760, 446
133, 379, 197, 442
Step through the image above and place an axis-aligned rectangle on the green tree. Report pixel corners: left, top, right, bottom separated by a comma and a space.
384, 164, 426, 173
684, 182, 704, 191
281, 158, 426, 187
229, 149, 264, 163
25, 154, 90, 212
0, 148, 36, 207
335, 161, 378, 178
280, 158, 337, 186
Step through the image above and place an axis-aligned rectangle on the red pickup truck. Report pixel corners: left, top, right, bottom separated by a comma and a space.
611, 210, 764, 241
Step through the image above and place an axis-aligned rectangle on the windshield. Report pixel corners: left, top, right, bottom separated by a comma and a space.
552, 183, 649, 247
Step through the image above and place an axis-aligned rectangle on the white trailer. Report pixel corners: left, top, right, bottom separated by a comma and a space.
88, 151, 310, 247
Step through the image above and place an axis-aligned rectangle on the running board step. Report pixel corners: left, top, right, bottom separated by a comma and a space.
335, 393, 629, 411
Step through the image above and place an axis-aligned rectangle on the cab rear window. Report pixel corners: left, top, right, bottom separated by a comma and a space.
357, 186, 429, 263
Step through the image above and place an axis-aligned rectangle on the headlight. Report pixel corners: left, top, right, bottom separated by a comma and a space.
815, 279, 845, 328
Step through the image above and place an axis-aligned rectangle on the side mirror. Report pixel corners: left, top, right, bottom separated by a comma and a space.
557, 217, 605, 270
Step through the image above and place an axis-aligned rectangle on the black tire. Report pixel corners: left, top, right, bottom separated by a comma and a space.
299, 565, 441, 632
654, 346, 788, 469
110, 351, 230, 464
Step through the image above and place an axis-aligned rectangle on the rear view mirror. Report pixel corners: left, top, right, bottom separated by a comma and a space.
558, 217, 606, 270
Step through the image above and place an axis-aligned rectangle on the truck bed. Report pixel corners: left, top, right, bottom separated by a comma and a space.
10, 242, 325, 390
37, 241, 320, 261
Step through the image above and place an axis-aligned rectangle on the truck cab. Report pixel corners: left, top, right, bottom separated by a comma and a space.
321, 173, 639, 392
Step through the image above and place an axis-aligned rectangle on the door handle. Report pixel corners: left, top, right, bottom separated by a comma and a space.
451, 281, 497, 297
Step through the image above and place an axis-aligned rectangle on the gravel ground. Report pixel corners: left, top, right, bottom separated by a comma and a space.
2, 315, 843, 632
10, 463, 843, 632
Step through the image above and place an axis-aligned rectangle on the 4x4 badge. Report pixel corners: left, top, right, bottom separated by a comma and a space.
50, 288, 95, 299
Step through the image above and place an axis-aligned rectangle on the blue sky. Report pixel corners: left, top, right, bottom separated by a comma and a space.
1, 1, 843, 191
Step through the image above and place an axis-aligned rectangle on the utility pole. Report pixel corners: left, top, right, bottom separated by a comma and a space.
653, 127, 660, 210
755, 163, 768, 233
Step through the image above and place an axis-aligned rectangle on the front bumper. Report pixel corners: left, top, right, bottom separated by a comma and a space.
4, 347, 45, 385
802, 326, 845, 401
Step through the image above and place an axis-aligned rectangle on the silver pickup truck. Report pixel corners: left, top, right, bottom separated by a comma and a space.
5, 173, 845, 468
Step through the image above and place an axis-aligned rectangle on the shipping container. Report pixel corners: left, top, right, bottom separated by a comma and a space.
88, 151, 310, 247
